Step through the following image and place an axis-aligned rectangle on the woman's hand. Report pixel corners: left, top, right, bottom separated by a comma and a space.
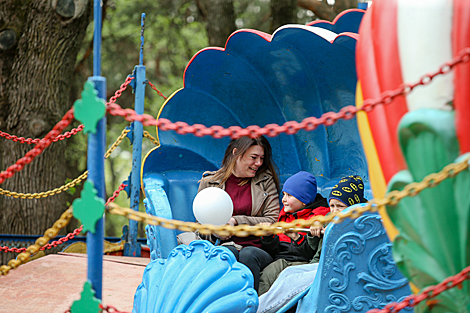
228, 217, 238, 226
310, 223, 324, 237
214, 217, 238, 241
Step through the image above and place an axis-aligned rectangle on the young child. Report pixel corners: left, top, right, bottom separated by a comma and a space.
258, 171, 330, 295
308, 175, 366, 256
256, 175, 367, 313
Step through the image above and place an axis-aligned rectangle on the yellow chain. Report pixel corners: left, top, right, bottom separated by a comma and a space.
103, 128, 130, 159
0, 129, 130, 199
0, 207, 73, 276
0, 172, 88, 199
107, 155, 470, 237
143, 131, 159, 146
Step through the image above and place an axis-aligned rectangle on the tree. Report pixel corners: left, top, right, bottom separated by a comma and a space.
197, 0, 236, 47
0, 0, 92, 264
270, 0, 297, 34
298, 0, 358, 21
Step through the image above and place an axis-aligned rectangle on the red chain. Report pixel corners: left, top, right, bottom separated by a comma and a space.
1, 184, 126, 253
108, 76, 134, 106
64, 304, 132, 313
368, 265, 470, 313
0, 125, 84, 145
0, 108, 74, 185
107, 47, 470, 139
0, 226, 83, 254
99, 304, 131, 313
106, 183, 127, 205
147, 81, 167, 99
0, 77, 133, 185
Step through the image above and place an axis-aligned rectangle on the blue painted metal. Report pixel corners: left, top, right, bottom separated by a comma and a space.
358, 2, 369, 10
86, 76, 107, 300
86, 0, 106, 298
141, 11, 371, 258
139, 13, 146, 66
290, 205, 413, 313
93, 0, 102, 76
142, 146, 218, 258
156, 12, 366, 185
125, 13, 147, 257
133, 240, 258, 313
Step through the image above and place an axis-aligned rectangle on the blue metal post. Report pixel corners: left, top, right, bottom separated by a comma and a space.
127, 13, 146, 257
86, 0, 106, 299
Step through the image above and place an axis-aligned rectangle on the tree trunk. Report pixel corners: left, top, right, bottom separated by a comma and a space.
298, 0, 358, 22
197, 0, 236, 48
0, 0, 92, 265
270, 0, 297, 34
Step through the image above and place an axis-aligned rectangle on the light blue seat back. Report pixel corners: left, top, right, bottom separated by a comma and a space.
142, 145, 218, 259
133, 240, 258, 313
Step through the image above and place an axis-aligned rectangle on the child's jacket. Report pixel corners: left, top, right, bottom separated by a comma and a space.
261, 194, 330, 262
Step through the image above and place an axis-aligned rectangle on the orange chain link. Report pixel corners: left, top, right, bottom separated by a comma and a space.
368, 265, 470, 313
0, 124, 84, 144
107, 47, 470, 139
0, 109, 74, 185
147, 80, 167, 99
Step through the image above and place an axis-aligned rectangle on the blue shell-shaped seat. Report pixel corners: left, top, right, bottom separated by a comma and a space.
279, 205, 412, 313
133, 240, 258, 313
141, 9, 371, 259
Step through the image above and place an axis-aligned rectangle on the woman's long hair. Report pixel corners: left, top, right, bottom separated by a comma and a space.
212, 136, 280, 191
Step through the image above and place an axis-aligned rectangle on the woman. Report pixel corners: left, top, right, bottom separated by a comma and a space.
198, 135, 280, 291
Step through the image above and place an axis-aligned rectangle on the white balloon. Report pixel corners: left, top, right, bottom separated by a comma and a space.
193, 187, 234, 226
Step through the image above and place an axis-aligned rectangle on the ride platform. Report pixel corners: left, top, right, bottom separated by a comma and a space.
0, 253, 149, 313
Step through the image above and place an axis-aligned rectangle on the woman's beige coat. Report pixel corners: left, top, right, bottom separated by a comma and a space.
198, 169, 280, 225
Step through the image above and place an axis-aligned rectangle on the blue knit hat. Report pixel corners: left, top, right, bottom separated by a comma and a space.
282, 171, 317, 205
328, 175, 366, 206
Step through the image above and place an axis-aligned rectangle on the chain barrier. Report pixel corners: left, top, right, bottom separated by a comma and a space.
105, 183, 127, 206
100, 304, 132, 313
65, 304, 132, 313
0, 128, 130, 199
0, 109, 74, 185
0, 207, 74, 275
368, 265, 470, 313
0, 182, 126, 274
147, 81, 167, 99
107, 48, 470, 139
0, 74, 132, 186
143, 131, 159, 146
106, 155, 470, 237
0, 226, 84, 254
0, 172, 88, 199
0, 134, 129, 252
0, 124, 84, 145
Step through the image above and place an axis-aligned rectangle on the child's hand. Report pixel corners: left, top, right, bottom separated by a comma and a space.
310, 222, 324, 237
259, 222, 274, 235
286, 232, 300, 240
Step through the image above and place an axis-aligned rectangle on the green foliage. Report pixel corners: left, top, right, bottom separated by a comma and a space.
386, 109, 470, 312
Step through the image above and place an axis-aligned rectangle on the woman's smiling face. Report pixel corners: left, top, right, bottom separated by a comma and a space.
232, 145, 264, 178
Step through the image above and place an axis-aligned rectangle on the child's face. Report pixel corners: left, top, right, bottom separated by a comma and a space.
329, 199, 348, 214
282, 192, 306, 213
